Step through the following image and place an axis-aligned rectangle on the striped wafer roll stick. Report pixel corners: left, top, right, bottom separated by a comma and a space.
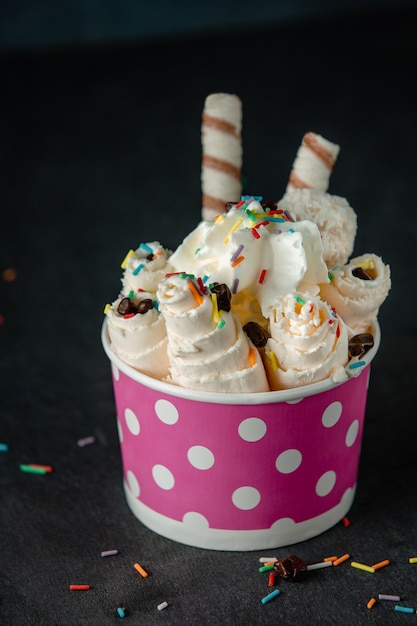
286, 132, 340, 193
201, 93, 242, 220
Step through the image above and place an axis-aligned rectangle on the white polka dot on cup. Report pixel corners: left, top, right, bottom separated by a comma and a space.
154, 399, 179, 424
152, 464, 175, 490
238, 417, 267, 442
232, 486, 261, 510
316, 470, 337, 497
187, 445, 215, 470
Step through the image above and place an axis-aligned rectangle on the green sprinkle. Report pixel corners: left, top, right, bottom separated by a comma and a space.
259, 564, 275, 573
19, 464, 47, 475
195, 248, 200, 255
217, 319, 226, 330
246, 209, 256, 221
295, 295, 305, 305
328, 272, 334, 281
128, 290, 134, 299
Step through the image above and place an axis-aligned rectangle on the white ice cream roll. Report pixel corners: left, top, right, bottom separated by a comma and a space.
286, 132, 340, 193
277, 189, 357, 268
121, 241, 173, 295
106, 293, 170, 378
265, 292, 349, 390
319, 253, 391, 334
201, 93, 242, 220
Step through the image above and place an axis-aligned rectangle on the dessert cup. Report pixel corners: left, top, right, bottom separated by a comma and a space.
102, 319, 380, 551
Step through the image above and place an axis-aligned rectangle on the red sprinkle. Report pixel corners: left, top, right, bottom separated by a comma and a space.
123, 313, 135, 319
268, 572, 275, 587
70, 584, 90, 591
342, 516, 351, 527
251, 228, 261, 239
258, 269, 267, 284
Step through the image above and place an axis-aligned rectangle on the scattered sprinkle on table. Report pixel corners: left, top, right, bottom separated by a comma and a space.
409, 557, 417, 564
259, 564, 275, 573
351, 561, 375, 573
259, 557, 277, 563
394, 605, 415, 614
372, 559, 390, 570
116, 607, 125, 618
77, 436, 96, 447
0, 442, 9, 452
342, 516, 351, 527
379, 594, 401, 601
332, 554, 350, 566
306, 561, 333, 571
261, 589, 280, 604
133, 562, 148, 578
367, 598, 377, 609
19, 464, 53, 474
157, 601, 168, 611
69, 584, 90, 591
268, 572, 275, 586
101, 549, 119, 557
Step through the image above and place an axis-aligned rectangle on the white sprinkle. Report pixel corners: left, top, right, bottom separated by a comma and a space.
77, 436, 96, 447
259, 557, 277, 563
101, 549, 119, 557
157, 601, 168, 611
306, 561, 333, 571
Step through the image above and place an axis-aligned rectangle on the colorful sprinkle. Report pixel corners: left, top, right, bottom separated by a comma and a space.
0, 443, 9, 452
217, 318, 226, 330
261, 589, 280, 604
187, 281, 203, 306
323, 556, 338, 562
259, 564, 275, 573
211, 292, 220, 323
379, 594, 400, 601
121, 249, 135, 269
77, 436, 96, 447
157, 602, 168, 611
133, 562, 148, 578
224, 218, 243, 243
251, 227, 260, 239
231, 255, 245, 268
294, 295, 305, 305
306, 561, 333, 571
394, 606, 415, 614
230, 244, 244, 263
19, 464, 49, 475
231, 278, 239, 294
268, 572, 275, 586
249, 347, 256, 367
259, 557, 277, 563
351, 561, 375, 573
332, 554, 350, 566
258, 269, 267, 284
268, 351, 278, 372
132, 263, 144, 276
103, 303, 111, 315
116, 607, 125, 618
101, 549, 119, 557
139, 243, 153, 254
409, 557, 417, 563
69, 585, 90, 591
372, 559, 390, 570
348, 360, 366, 370
25, 463, 53, 473
367, 598, 377, 610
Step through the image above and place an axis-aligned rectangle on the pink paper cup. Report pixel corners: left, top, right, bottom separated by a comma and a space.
102, 320, 380, 551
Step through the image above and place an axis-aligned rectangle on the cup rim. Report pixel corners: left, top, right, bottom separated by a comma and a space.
101, 318, 380, 405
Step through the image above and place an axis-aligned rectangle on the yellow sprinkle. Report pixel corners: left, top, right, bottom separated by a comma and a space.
133, 562, 148, 578
268, 350, 278, 372
214, 214, 225, 223
409, 557, 417, 564
367, 598, 377, 609
187, 281, 203, 306
121, 249, 135, 269
103, 303, 111, 315
211, 292, 220, 323
224, 218, 242, 243
351, 561, 375, 573
356, 261, 374, 269
372, 559, 390, 570
333, 554, 350, 566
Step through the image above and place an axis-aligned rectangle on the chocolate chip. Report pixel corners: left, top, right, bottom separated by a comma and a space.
274, 555, 307, 581
210, 283, 232, 312
137, 299, 154, 314
243, 321, 270, 347
352, 267, 373, 280
117, 297, 136, 316
349, 333, 374, 358
146, 253, 155, 261
261, 200, 278, 211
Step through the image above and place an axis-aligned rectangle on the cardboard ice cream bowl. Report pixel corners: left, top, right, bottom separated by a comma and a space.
101, 319, 380, 551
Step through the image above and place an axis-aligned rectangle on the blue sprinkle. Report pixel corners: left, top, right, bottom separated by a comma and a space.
132, 263, 144, 276
117, 607, 126, 618
395, 606, 415, 614
349, 360, 366, 370
153, 301, 159, 311
0, 443, 9, 452
241, 194, 263, 201
261, 589, 280, 604
139, 243, 153, 254
288, 228, 295, 233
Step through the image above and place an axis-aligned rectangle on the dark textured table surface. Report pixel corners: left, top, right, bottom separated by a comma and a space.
1, 8, 417, 625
